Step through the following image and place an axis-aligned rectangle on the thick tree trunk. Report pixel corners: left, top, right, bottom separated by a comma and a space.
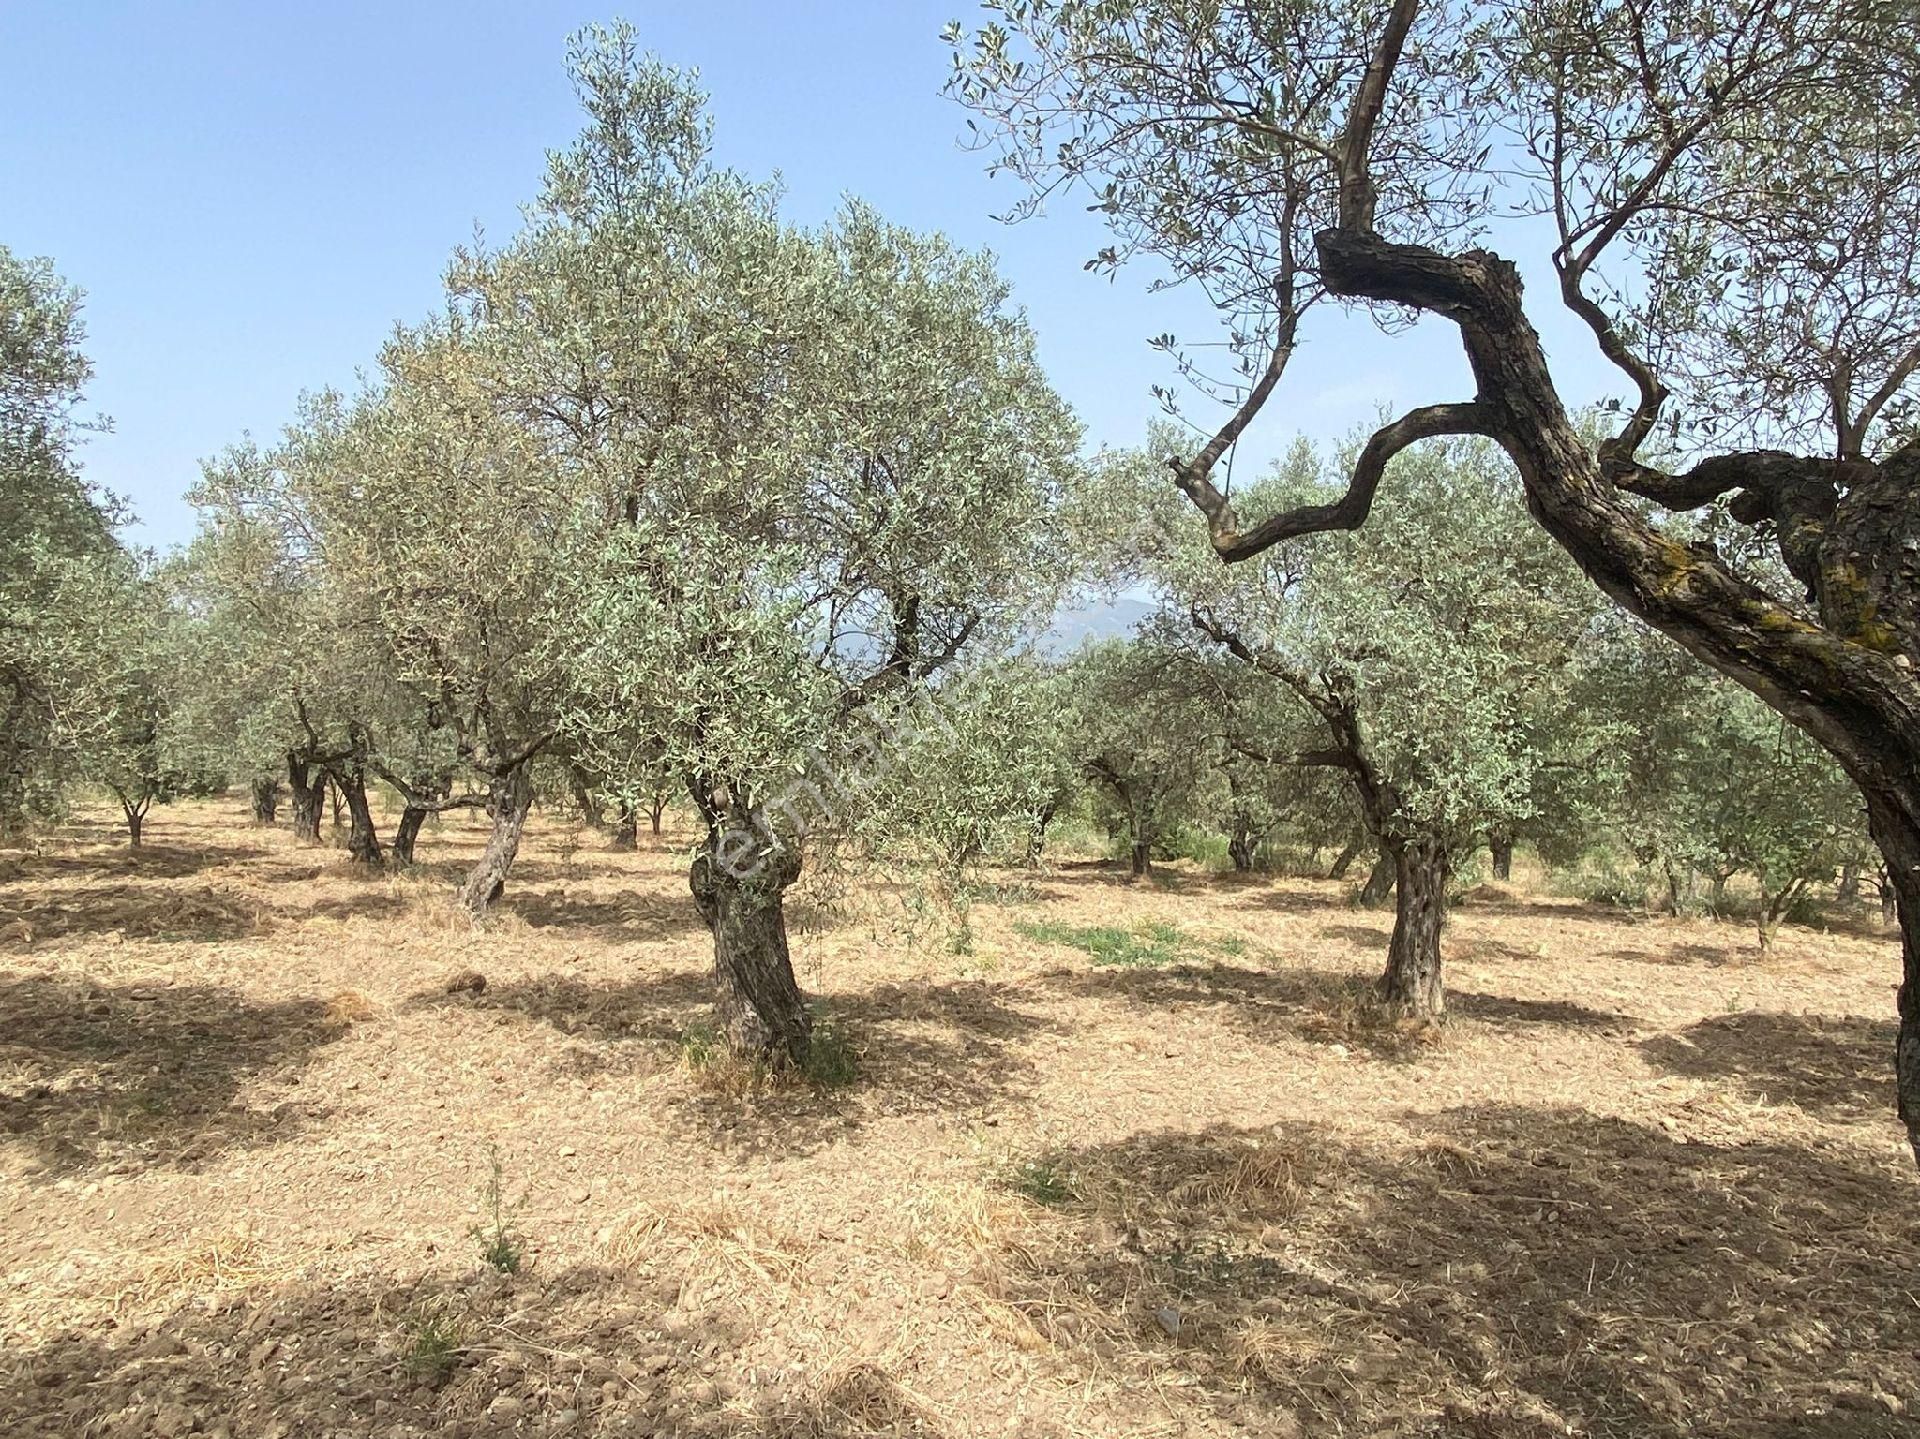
1328, 832, 1365, 880
333, 767, 383, 868
288, 757, 324, 844
249, 776, 280, 825
648, 792, 667, 836
392, 806, 427, 867
1838, 862, 1860, 903
1866, 796, 1920, 1163
1357, 845, 1396, 905
461, 767, 534, 919
612, 800, 638, 851
1381, 837, 1448, 1018
1227, 819, 1258, 872
1489, 830, 1513, 881
124, 806, 144, 848
689, 840, 810, 1068
1129, 836, 1151, 879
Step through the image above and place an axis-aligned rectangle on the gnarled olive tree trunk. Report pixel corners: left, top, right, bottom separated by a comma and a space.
288, 755, 324, 843
689, 837, 810, 1068
1382, 836, 1449, 1018
392, 806, 428, 867
1356, 844, 1396, 905
613, 799, 639, 851
331, 765, 383, 869
461, 766, 534, 919
249, 776, 281, 824
1327, 831, 1365, 881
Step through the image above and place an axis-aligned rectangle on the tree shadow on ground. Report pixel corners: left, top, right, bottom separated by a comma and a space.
663, 975, 1061, 1159
1447, 989, 1641, 1030
0, 1259, 960, 1438
503, 886, 705, 941
0, 882, 269, 945
1318, 922, 1392, 948
1642, 1012, 1897, 1117
1039, 961, 1628, 1057
1608, 939, 1758, 967
0, 841, 270, 884
444, 969, 1059, 1158
1455, 895, 1648, 927
0, 973, 348, 1177
447, 968, 713, 1047
1004, 1106, 1919, 1437
305, 889, 413, 924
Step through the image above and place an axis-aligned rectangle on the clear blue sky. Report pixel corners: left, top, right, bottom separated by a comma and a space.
2, 2, 1613, 549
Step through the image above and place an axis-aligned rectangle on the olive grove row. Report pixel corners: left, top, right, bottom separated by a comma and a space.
4, 7, 1913, 1148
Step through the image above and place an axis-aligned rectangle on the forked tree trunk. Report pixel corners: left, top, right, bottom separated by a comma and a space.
123, 804, 145, 848
392, 806, 427, 867
462, 767, 534, 919
288, 757, 324, 843
1327, 832, 1365, 880
689, 839, 810, 1067
249, 777, 280, 824
1489, 830, 1513, 881
333, 767, 383, 868
1382, 837, 1448, 1018
648, 791, 667, 836
1357, 845, 1396, 905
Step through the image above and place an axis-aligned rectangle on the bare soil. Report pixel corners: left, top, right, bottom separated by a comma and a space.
0, 801, 1914, 1438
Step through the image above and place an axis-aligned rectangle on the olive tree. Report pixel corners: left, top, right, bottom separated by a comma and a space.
950, 0, 1920, 1151
0, 246, 122, 830
1132, 435, 1610, 1016
1594, 614, 1871, 945
445, 28, 1086, 1066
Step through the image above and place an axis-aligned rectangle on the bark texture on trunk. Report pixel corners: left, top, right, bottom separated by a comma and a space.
648, 793, 667, 836
249, 777, 280, 824
1227, 820, 1258, 872
124, 807, 144, 848
392, 807, 427, 867
689, 841, 810, 1068
1489, 831, 1513, 881
1129, 837, 1151, 879
1328, 832, 1365, 880
461, 767, 534, 919
613, 801, 638, 852
334, 767, 383, 868
1867, 796, 1920, 1163
1357, 846, 1396, 905
288, 757, 324, 844
1382, 837, 1448, 1018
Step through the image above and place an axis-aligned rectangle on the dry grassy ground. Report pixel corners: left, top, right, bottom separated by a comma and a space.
0, 799, 1914, 1438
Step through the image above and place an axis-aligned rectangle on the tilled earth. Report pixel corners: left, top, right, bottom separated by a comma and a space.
0, 802, 1913, 1438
